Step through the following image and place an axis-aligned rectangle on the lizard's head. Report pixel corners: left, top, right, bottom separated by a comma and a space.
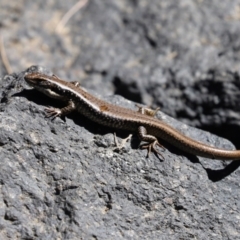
24, 72, 51, 87
24, 72, 66, 100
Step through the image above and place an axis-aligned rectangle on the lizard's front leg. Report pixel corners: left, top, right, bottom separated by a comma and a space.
45, 100, 76, 119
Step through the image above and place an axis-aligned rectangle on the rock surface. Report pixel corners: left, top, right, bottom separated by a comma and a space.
0, 67, 240, 239
1, 0, 240, 239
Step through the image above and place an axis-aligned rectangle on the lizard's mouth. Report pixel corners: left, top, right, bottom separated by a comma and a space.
24, 75, 38, 86
24, 79, 35, 87
24, 72, 44, 86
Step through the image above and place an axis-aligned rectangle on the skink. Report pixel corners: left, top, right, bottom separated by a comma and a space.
24, 72, 240, 161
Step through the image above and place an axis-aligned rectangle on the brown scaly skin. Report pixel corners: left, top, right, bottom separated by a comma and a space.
24, 72, 240, 160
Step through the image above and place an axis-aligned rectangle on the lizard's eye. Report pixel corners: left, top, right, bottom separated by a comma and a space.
38, 80, 51, 87
39, 80, 47, 85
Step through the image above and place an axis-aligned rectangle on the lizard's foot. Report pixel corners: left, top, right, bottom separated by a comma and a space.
140, 140, 165, 159
113, 133, 132, 150
45, 107, 62, 119
45, 100, 75, 120
138, 126, 165, 159
135, 104, 160, 117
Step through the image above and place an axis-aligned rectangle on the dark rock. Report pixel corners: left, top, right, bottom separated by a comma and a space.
0, 69, 240, 239
1, 0, 240, 239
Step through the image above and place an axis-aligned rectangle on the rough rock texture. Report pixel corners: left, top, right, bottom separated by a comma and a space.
1, 0, 240, 239
1, 67, 240, 239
